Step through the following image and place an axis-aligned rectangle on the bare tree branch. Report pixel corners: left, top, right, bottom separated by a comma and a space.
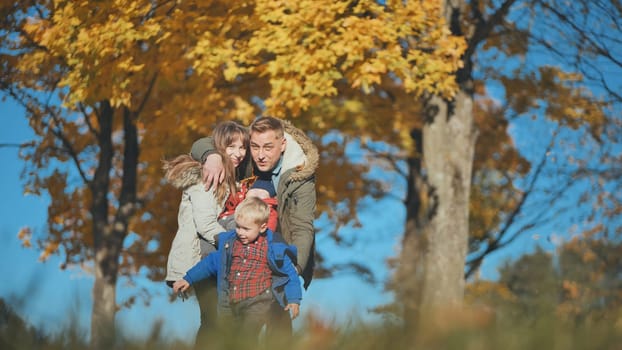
1, 86, 92, 185
466, 126, 560, 278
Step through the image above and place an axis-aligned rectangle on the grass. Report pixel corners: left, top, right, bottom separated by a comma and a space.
2, 299, 621, 350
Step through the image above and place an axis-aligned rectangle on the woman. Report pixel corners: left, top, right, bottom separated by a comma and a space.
164, 121, 249, 348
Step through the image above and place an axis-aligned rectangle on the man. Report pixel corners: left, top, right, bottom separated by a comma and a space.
202, 116, 318, 290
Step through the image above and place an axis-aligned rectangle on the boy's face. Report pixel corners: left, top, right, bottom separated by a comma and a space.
235, 216, 267, 245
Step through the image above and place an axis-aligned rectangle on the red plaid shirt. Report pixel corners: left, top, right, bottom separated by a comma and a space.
228, 234, 271, 303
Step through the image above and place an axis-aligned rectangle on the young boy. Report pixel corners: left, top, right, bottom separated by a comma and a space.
173, 196, 301, 339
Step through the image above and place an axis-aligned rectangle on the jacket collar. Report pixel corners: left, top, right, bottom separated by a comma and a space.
280, 120, 319, 182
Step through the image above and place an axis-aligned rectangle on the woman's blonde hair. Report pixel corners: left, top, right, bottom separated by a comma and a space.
212, 121, 250, 198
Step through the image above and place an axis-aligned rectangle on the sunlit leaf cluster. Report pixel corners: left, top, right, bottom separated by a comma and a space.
186, 0, 465, 117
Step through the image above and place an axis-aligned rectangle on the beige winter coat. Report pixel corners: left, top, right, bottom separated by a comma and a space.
165, 162, 225, 282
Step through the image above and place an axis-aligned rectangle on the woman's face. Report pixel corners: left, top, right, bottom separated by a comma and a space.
226, 135, 247, 168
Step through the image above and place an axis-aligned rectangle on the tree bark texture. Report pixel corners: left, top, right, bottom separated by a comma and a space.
91, 240, 121, 349
398, 90, 476, 331
419, 90, 475, 310
89, 103, 139, 348
398, 0, 478, 330
90, 100, 116, 348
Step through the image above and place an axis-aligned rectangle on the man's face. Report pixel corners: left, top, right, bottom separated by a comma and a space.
235, 216, 266, 245
250, 130, 286, 172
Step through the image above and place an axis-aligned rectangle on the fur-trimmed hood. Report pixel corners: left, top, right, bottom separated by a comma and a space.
281, 120, 319, 182
163, 156, 203, 190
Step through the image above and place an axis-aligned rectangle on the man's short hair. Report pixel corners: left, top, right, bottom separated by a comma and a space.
250, 116, 284, 139
235, 196, 271, 225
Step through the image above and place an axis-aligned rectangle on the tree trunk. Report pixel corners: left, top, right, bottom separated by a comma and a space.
419, 90, 475, 311
89, 100, 116, 348
397, 89, 476, 332
91, 240, 121, 349
90, 102, 139, 349
88, 103, 139, 348
397, 0, 477, 331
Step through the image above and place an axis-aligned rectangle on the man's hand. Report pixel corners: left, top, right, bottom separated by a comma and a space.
202, 153, 225, 190
285, 303, 300, 320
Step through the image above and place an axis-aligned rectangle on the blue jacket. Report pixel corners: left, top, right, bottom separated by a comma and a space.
183, 229, 302, 310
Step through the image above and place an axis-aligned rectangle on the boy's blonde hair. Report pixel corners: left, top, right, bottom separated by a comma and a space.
234, 197, 271, 226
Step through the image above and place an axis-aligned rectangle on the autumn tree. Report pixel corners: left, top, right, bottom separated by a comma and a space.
301, 0, 620, 333
463, 0, 621, 280
466, 235, 622, 326
498, 248, 558, 320
1, 0, 465, 345
292, 0, 617, 330
557, 232, 622, 324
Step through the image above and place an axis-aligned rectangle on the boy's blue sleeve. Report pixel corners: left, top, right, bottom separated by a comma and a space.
282, 253, 302, 304
184, 252, 220, 285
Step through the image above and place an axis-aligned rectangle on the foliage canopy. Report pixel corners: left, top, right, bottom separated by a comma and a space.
1, 0, 465, 289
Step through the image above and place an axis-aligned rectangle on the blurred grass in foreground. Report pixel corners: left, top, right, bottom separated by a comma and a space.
2, 298, 621, 350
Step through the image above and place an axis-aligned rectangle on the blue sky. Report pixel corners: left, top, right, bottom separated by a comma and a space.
0, 96, 559, 343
